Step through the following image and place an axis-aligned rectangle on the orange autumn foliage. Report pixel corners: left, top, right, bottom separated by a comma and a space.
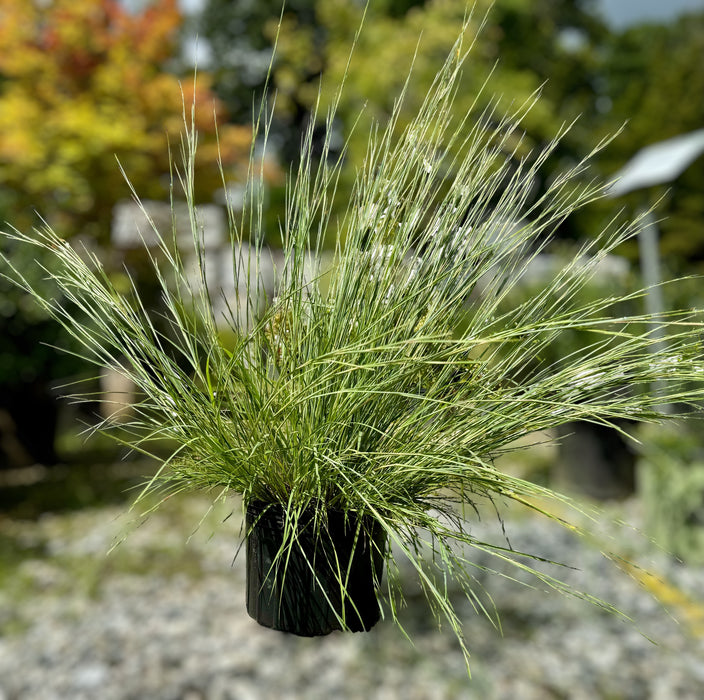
0, 0, 251, 241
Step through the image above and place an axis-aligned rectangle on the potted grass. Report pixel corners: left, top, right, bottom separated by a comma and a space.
3, 21, 704, 666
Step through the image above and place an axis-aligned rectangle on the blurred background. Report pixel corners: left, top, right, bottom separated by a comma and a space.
1, 1, 703, 697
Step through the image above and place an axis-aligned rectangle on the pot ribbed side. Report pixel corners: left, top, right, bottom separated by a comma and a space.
245, 501, 385, 636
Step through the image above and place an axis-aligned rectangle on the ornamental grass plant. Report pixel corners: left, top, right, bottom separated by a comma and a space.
3, 17, 704, 669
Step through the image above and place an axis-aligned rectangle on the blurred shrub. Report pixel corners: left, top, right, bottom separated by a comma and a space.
0, 243, 83, 385
638, 421, 704, 564
0, 240, 91, 466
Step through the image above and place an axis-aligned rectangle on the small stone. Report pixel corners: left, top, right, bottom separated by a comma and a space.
73, 663, 109, 689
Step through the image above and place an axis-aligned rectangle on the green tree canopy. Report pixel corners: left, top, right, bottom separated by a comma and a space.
598, 11, 704, 270
201, 0, 610, 244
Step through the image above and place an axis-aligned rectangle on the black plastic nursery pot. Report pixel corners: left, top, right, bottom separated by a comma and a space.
245, 500, 386, 636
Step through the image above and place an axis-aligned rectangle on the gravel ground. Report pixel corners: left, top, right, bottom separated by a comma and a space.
1, 490, 704, 699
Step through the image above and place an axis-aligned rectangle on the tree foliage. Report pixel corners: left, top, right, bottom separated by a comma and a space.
199, 0, 427, 161
0, 0, 251, 241
598, 11, 704, 270
201, 0, 610, 244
